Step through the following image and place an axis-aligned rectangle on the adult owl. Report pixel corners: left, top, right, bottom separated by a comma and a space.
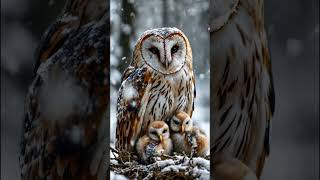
210, 0, 275, 179
116, 27, 196, 153
20, 0, 109, 179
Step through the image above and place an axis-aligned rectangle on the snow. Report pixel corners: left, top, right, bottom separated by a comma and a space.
69, 125, 83, 144
199, 73, 205, 80
121, 24, 131, 35
110, 171, 129, 180
38, 68, 89, 124
111, 69, 122, 85
286, 38, 303, 57
111, 54, 119, 66
110, 147, 210, 179
191, 157, 210, 170
139, 27, 182, 40
122, 82, 139, 101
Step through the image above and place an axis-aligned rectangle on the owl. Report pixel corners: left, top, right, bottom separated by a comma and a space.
136, 121, 172, 162
210, 0, 275, 178
19, 0, 108, 179
116, 27, 196, 153
170, 111, 209, 157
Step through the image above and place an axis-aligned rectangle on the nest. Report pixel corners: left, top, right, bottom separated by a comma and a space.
110, 147, 210, 180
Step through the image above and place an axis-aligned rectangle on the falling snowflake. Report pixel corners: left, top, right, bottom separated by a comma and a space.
122, 83, 139, 101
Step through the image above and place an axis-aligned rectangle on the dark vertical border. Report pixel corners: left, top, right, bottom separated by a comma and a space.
209, 1, 215, 178
106, 1, 111, 179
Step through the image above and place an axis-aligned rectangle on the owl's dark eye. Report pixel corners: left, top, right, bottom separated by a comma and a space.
149, 47, 159, 55
151, 131, 157, 136
163, 129, 168, 133
171, 45, 179, 54
174, 120, 179, 125
186, 121, 189, 125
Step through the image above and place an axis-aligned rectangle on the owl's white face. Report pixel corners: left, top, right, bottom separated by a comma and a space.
148, 121, 170, 142
140, 31, 187, 75
170, 113, 193, 133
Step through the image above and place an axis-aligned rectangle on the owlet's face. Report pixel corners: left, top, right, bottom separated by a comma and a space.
140, 28, 188, 74
148, 121, 170, 142
170, 111, 193, 133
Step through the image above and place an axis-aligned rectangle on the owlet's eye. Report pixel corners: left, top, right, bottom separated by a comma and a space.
186, 121, 189, 125
149, 47, 159, 55
151, 131, 157, 136
171, 45, 179, 54
163, 129, 167, 133
174, 120, 179, 125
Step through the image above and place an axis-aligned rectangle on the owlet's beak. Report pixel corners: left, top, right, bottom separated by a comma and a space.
159, 135, 163, 143
180, 125, 185, 133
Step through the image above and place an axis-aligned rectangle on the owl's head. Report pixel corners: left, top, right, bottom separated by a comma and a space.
148, 121, 170, 143
133, 27, 192, 75
170, 111, 193, 134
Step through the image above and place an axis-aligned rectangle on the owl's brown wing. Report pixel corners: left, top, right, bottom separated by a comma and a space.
210, 0, 275, 177
33, 17, 80, 76
256, 41, 275, 178
20, 15, 109, 180
190, 74, 196, 117
116, 66, 153, 152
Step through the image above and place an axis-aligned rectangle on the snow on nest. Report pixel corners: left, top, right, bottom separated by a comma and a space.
110, 171, 129, 180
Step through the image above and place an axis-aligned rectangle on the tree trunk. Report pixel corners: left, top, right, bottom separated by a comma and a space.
118, 0, 136, 84
162, 0, 168, 26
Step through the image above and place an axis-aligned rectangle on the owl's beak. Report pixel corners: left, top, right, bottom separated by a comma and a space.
162, 61, 169, 69
159, 135, 163, 143
162, 58, 172, 69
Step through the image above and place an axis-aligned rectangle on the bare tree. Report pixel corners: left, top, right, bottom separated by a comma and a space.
162, 0, 169, 26
118, 0, 136, 81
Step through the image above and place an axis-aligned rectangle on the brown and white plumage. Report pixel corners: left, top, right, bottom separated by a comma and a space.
170, 111, 209, 157
19, 0, 108, 179
116, 28, 196, 153
210, 0, 275, 178
136, 121, 172, 162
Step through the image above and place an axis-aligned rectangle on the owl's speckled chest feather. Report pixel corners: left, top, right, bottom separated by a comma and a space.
142, 65, 194, 133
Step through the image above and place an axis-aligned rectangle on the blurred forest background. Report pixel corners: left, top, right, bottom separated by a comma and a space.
1, 0, 319, 179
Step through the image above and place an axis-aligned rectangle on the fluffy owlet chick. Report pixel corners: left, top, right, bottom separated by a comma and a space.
136, 121, 172, 162
170, 111, 209, 157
